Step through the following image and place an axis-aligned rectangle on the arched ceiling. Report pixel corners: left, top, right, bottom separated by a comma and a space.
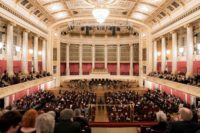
15, 0, 191, 32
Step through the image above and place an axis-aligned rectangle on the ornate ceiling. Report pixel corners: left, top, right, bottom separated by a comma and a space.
16, 0, 191, 26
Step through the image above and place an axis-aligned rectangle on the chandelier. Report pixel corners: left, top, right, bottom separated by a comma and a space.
92, 8, 110, 24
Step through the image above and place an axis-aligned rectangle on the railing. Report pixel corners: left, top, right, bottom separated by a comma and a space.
146, 76, 200, 97
0, 76, 54, 98
89, 122, 158, 127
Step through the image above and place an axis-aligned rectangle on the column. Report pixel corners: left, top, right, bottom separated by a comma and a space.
47, 30, 53, 74
33, 35, 38, 72
104, 44, 108, 69
22, 30, 29, 74
172, 31, 178, 74
129, 44, 133, 76
92, 44, 95, 69
186, 25, 194, 77
161, 37, 166, 72
6, 23, 14, 76
153, 40, 157, 72
16, 32, 22, 59
79, 44, 83, 75
139, 33, 143, 86
66, 44, 70, 75
42, 39, 47, 71
117, 44, 120, 75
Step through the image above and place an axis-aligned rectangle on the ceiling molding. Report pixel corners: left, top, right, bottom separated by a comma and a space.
50, 16, 150, 32
60, 0, 73, 17
127, 0, 139, 17
139, 1, 158, 8
28, 0, 55, 22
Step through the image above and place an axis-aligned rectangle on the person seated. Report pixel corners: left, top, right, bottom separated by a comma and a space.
166, 107, 200, 133
150, 110, 167, 132
54, 109, 81, 133
0, 111, 22, 133
1, 71, 11, 86
12, 73, 21, 84
35, 113, 55, 133
21, 109, 38, 133
73, 109, 91, 133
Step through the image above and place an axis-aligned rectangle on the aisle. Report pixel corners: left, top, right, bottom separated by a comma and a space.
94, 104, 109, 122
94, 86, 109, 122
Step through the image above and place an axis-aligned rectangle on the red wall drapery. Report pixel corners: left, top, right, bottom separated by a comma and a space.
157, 62, 161, 72
69, 63, 79, 75
15, 90, 27, 101
13, 61, 21, 73
108, 63, 117, 75
167, 62, 172, 72
120, 63, 130, 75
193, 61, 200, 74
83, 63, 92, 75
60, 63, 66, 75
38, 61, 42, 72
95, 63, 104, 69
28, 61, 32, 73
133, 63, 139, 75
0, 60, 6, 74
177, 61, 187, 73
29, 86, 39, 95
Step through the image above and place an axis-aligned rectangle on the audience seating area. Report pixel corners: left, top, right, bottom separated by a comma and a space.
0, 71, 51, 87
148, 71, 200, 87
105, 89, 192, 122
0, 82, 200, 133
11, 90, 96, 122
67, 79, 135, 90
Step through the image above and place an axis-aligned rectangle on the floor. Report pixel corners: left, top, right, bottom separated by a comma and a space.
94, 86, 109, 122
91, 127, 139, 133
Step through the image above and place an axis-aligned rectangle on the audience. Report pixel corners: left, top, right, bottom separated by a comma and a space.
35, 113, 55, 133
0, 71, 51, 87
166, 107, 200, 133
150, 110, 167, 132
144, 89, 187, 114
148, 71, 200, 87
14, 91, 54, 110
107, 104, 131, 122
21, 109, 38, 133
0, 79, 199, 133
43, 90, 96, 121
74, 109, 91, 133
54, 109, 81, 133
105, 91, 140, 104
68, 79, 133, 90
0, 111, 22, 133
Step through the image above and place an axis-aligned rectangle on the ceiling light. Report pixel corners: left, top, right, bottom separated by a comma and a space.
141, 5, 149, 12
48, 3, 63, 12
132, 13, 147, 20
29, 49, 33, 54
16, 46, 21, 52
179, 47, 184, 53
54, 33, 58, 36
157, 52, 161, 56
54, 12, 68, 19
197, 43, 200, 50
0, 42, 3, 49
142, 33, 146, 37
166, 50, 170, 55
38, 51, 42, 56
92, 8, 110, 24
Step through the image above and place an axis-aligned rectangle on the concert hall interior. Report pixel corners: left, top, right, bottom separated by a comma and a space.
1, 0, 200, 133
